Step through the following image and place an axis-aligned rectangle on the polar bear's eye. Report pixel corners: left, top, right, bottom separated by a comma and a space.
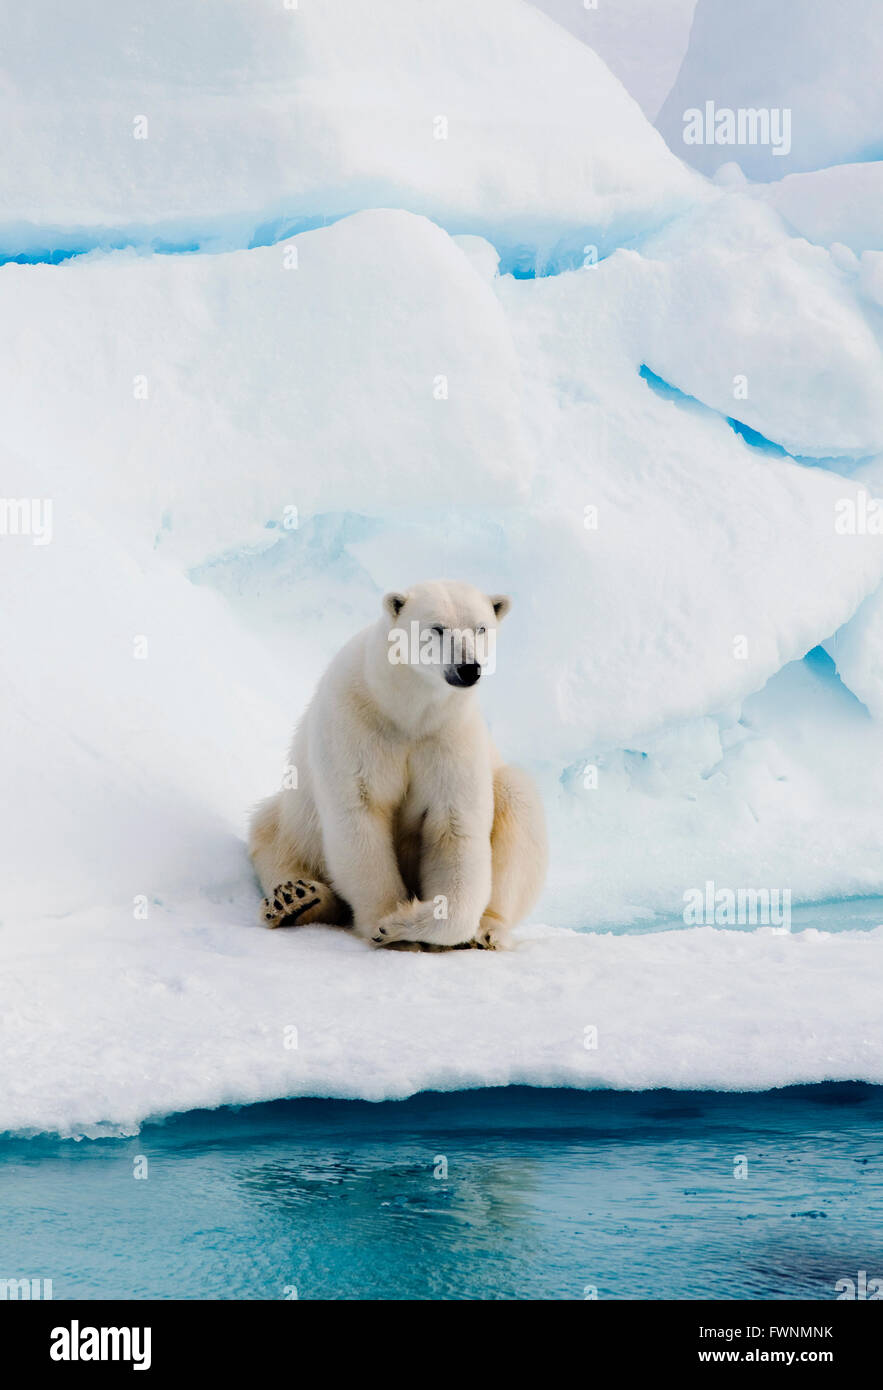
430, 624, 444, 636
476, 626, 486, 636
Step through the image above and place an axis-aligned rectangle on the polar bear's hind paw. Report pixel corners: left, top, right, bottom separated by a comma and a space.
262, 879, 325, 928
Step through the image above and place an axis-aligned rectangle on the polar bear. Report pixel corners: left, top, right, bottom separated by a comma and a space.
248, 580, 547, 948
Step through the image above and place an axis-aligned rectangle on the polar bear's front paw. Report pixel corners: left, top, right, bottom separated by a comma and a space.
472, 914, 510, 950
372, 899, 438, 945
453, 930, 499, 950
473, 929, 500, 949
262, 879, 327, 928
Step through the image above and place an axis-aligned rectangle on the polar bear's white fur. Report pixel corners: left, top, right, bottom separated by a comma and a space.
248, 580, 547, 949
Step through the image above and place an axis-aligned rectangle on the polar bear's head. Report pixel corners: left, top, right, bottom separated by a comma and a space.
383, 580, 510, 689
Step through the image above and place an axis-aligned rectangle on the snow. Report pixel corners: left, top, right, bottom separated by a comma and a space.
528, 0, 697, 121
755, 163, 883, 254
0, 213, 533, 569
824, 458, 883, 718
657, 0, 883, 179
485, 223, 883, 746
861, 252, 883, 310
0, 0, 698, 264
3, 209, 882, 759
4, 208, 883, 985
2, 910, 882, 1139
828, 591, 883, 719
624, 193, 883, 458
4, 0, 883, 1133
544, 653, 883, 927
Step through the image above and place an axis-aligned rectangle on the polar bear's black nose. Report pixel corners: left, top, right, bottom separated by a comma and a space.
450, 662, 481, 687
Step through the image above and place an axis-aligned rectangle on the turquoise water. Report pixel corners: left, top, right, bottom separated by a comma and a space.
610, 894, 883, 937
2, 1085, 881, 1300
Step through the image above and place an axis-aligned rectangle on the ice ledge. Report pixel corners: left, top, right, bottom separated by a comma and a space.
2, 910, 881, 1139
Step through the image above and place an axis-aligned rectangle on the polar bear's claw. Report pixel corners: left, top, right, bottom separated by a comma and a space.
262, 879, 325, 928
476, 928, 500, 949
372, 899, 439, 945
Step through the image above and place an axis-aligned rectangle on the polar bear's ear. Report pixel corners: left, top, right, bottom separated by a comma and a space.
383, 591, 408, 620
489, 594, 511, 621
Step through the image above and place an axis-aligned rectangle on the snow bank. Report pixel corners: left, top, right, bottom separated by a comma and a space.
628, 194, 883, 458
5, 208, 882, 766
828, 592, 883, 719
0, 0, 698, 262
483, 235, 883, 748
543, 653, 883, 927
4, 208, 883, 943
0, 444, 290, 924
1, 0, 882, 1135
657, 0, 883, 179
0, 212, 531, 569
824, 458, 883, 718
755, 163, 883, 254
528, 0, 697, 121
2, 909, 882, 1139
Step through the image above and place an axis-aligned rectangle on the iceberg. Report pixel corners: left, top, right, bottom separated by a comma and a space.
2, 909, 881, 1138
0, 0, 699, 264
3, 0, 883, 1133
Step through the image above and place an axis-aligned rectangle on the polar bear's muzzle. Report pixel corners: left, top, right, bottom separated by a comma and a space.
445, 662, 482, 688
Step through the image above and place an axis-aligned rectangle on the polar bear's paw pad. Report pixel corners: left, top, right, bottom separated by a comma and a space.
262, 879, 325, 928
